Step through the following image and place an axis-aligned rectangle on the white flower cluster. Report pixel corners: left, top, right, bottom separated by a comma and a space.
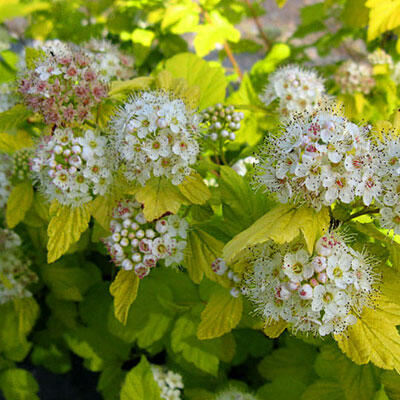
0, 153, 12, 209
104, 200, 188, 278
151, 365, 183, 400
0, 229, 38, 304
260, 65, 325, 117
111, 91, 200, 186
201, 103, 244, 142
84, 39, 135, 82
253, 106, 378, 210
215, 388, 257, 400
334, 60, 375, 95
31, 128, 111, 206
368, 48, 394, 69
0, 82, 17, 112
244, 232, 376, 336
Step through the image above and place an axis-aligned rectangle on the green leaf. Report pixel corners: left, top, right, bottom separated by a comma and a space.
47, 201, 92, 263
41, 262, 100, 301
258, 376, 307, 400
301, 380, 344, 400
171, 314, 220, 376
0, 130, 33, 153
381, 370, 400, 400
120, 356, 161, 400
160, 1, 200, 34
0, 368, 39, 400
223, 204, 330, 263
110, 270, 140, 325
366, 0, 400, 41
108, 77, 154, 99
184, 227, 228, 285
178, 173, 211, 205
219, 166, 274, 236
6, 181, 33, 228
31, 344, 71, 374
164, 53, 227, 110
134, 177, 188, 221
197, 287, 242, 340
12, 297, 39, 343
193, 11, 240, 57
0, 0, 49, 23
0, 105, 31, 132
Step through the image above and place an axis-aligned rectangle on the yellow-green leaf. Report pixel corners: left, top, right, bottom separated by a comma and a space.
110, 270, 140, 325
184, 228, 229, 286
178, 173, 211, 205
276, 0, 287, 7
6, 181, 33, 228
108, 77, 154, 99
91, 194, 119, 231
47, 202, 92, 263
366, 0, 400, 41
223, 205, 330, 263
263, 319, 288, 339
197, 288, 243, 340
134, 177, 188, 221
335, 268, 400, 372
0, 130, 33, 153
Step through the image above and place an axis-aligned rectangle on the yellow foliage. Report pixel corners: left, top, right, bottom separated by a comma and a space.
6, 181, 33, 228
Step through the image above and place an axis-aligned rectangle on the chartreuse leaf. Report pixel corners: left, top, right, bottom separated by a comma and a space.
164, 53, 227, 110
120, 356, 161, 400
197, 287, 243, 340
0, 130, 33, 153
91, 193, 119, 230
223, 204, 330, 264
0, 368, 39, 400
134, 177, 188, 221
335, 266, 400, 373
276, 0, 287, 6
47, 201, 92, 263
108, 77, 154, 99
184, 227, 229, 286
301, 381, 344, 400
12, 297, 39, 343
0, 0, 49, 23
110, 270, 140, 325
381, 370, 400, 399
6, 181, 33, 228
263, 319, 288, 339
365, 0, 400, 41
178, 172, 211, 204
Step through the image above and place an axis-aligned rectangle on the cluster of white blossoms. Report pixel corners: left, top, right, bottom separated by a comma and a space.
243, 232, 376, 336
260, 65, 325, 117
253, 105, 379, 210
104, 200, 188, 279
0, 82, 17, 112
211, 258, 241, 298
334, 60, 375, 95
215, 388, 258, 400
84, 39, 135, 82
0, 229, 38, 304
111, 91, 200, 186
0, 154, 12, 208
151, 365, 183, 400
31, 128, 112, 206
201, 103, 244, 142
368, 48, 394, 69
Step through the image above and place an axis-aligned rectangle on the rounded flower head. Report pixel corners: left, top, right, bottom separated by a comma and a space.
18, 41, 108, 126
253, 104, 378, 210
110, 90, 200, 186
201, 103, 244, 143
334, 61, 375, 95
84, 39, 135, 82
11, 148, 33, 183
151, 365, 183, 400
368, 48, 394, 69
0, 153, 13, 208
30, 128, 112, 206
104, 200, 188, 278
260, 65, 325, 117
0, 229, 38, 304
243, 232, 377, 336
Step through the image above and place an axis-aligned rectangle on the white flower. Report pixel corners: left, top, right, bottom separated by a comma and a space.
151, 365, 183, 400
379, 206, 400, 235
326, 253, 353, 289
111, 91, 200, 186
260, 65, 325, 116
282, 249, 313, 282
334, 61, 375, 95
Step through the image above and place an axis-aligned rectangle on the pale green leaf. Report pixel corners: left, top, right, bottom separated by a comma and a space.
178, 173, 211, 205
0, 368, 39, 400
197, 287, 242, 340
47, 201, 92, 263
6, 181, 33, 228
110, 270, 140, 325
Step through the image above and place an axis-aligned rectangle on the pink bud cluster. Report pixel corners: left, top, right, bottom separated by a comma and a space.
104, 200, 188, 279
19, 43, 107, 126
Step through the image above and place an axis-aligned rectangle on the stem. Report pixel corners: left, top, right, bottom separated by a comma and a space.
202, 9, 243, 80
344, 207, 380, 223
219, 139, 228, 165
243, 0, 271, 50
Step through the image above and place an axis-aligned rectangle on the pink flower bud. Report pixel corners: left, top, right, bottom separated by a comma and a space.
317, 272, 327, 284
298, 284, 313, 300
